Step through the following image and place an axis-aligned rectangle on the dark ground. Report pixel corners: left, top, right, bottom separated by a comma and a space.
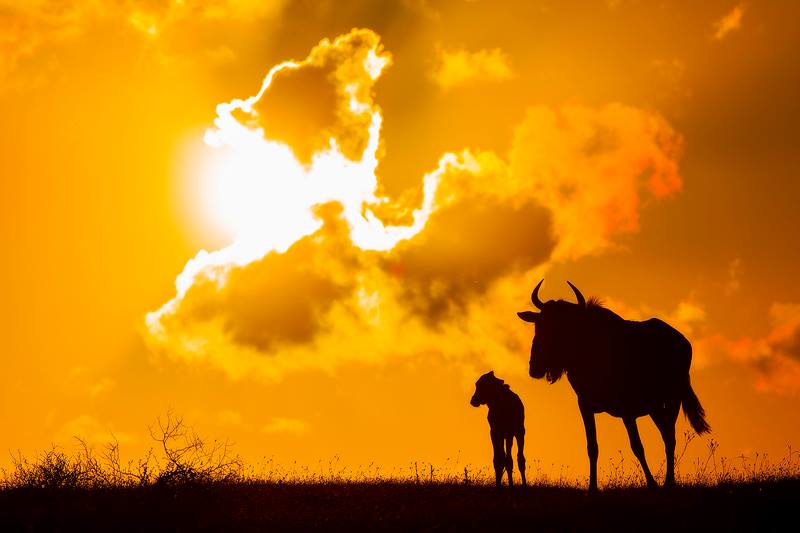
1, 479, 798, 532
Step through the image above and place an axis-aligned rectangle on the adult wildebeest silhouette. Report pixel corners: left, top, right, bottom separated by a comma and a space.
517, 280, 710, 491
470, 371, 527, 488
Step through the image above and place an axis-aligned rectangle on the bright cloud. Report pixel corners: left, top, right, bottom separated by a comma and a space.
144, 29, 685, 382
431, 47, 515, 90
713, 3, 745, 41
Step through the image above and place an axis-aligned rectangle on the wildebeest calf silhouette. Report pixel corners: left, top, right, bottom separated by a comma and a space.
470, 371, 526, 487
518, 280, 710, 491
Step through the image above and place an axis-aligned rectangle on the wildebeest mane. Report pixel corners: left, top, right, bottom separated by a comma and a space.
585, 297, 624, 323
587, 296, 603, 308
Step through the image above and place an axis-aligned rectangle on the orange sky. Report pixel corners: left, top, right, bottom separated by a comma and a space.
2, 1, 800, 482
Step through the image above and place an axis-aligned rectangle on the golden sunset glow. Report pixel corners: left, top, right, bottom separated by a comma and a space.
3, 1, 800, 482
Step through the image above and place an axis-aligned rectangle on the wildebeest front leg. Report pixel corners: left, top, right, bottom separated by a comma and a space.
516, 433, 527, 486
623, 416, 657, 488
579, 402, 598, 492
490, 430, 505, 487
504, 436, 514, 487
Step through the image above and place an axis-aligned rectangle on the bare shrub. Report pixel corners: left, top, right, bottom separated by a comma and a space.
5, 439, 105, 489
148, 411, 242, 485
2, 412, 242, 489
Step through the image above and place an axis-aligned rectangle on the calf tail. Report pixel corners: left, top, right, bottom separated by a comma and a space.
682, 377, 711, 434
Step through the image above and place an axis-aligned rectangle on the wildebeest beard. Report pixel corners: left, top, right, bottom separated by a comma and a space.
545, 363, 566, 384
532, 343, 569, 384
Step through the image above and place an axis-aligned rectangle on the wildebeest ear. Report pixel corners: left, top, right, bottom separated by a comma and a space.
488, 371, 495, 376
517, 311, 539, 323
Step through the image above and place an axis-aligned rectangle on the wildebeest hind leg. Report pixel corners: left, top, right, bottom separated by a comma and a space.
623, 416, 657, 488
652, 400, 680, 487
516, 433, 527, 486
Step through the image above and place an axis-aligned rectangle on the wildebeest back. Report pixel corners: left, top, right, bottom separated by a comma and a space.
567, 317, 691, 417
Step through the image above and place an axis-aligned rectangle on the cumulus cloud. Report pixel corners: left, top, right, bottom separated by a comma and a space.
0, 0, 287, 79
695, 303, 800, 395
746, 303, 800, 393
725, 257, 742, 295
649, 58, 692, 106
668, 301, 707, 337
156, 204, 359, 354
262, 417, 309, 435
769, 304, 800, 360
67, 366, 116, 398
244, 28, 391, 163
0, 1, 96, 78
217, 410, 244, 425
57, 414, 134, 446
510, 104, 683, 260
713, 3, 745, 41
145, 29, 685, 382
431, 47, 514, 90
389, 151, 555, 321
89, 377, 116, 397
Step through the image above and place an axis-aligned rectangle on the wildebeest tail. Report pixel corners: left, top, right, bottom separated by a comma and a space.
682, 377, 710, 434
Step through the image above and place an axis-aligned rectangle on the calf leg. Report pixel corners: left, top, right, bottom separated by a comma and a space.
504, 436, 514, 487
516, 433, 527, 486
579, 402, 599, 492
623, 416, 657, 488
490, 430, 505, 488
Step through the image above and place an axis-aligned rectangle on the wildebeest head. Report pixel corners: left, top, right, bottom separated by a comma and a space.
470, 371, 507, 407
517, 280, 587, 383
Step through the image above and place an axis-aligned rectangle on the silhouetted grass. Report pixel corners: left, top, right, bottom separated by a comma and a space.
2, 477, 798, 532
1, 416, 798, 531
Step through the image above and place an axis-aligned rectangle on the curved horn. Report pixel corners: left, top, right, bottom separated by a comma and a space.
531, 279, 545, 310
567, 281, 586, 307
